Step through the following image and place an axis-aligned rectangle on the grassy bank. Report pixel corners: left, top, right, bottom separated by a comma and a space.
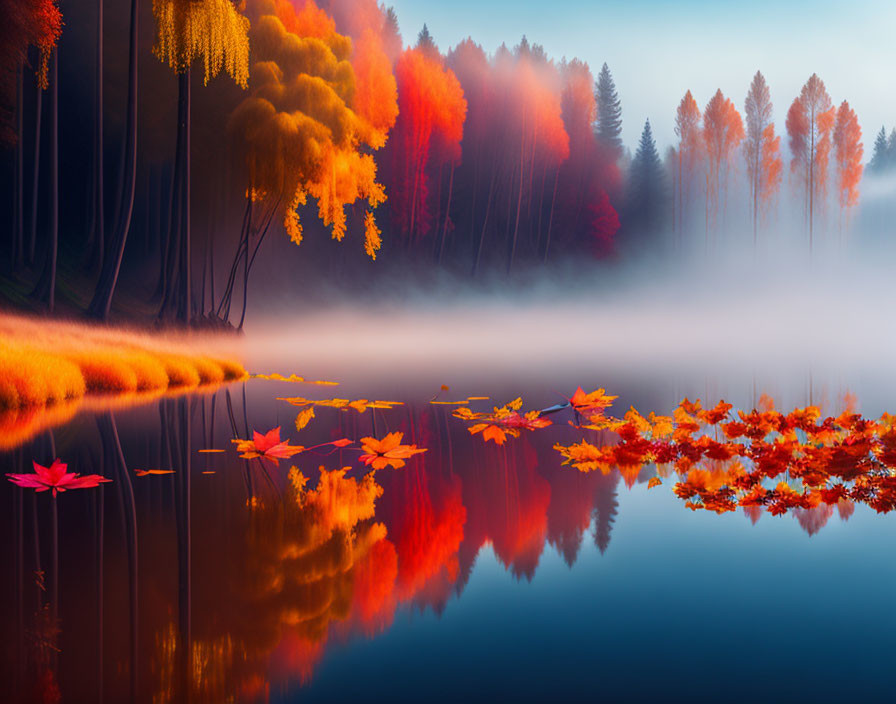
0, 312, 246, 410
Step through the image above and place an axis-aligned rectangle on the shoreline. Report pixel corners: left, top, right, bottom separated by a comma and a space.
0, 310, 247, 413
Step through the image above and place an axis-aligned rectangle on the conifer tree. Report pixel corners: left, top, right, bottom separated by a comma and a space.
869, 126, 888, 172
625, 119, 666, 236
416, 24, 437, 58
594, 63, 622, 158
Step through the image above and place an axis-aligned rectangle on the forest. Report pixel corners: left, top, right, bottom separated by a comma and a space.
0, 0, 883, 329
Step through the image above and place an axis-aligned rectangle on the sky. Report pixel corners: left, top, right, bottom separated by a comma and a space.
388, 0, 896, 158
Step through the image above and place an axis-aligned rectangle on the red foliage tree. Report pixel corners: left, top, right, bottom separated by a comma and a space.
387, 35, 467, 244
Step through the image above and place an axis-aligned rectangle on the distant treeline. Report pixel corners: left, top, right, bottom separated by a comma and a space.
0, 0, 878, 327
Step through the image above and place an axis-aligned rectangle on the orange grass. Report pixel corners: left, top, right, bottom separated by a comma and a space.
0, 312, 247, 410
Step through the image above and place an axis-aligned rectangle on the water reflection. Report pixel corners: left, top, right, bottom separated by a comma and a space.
0, 384, 880, 701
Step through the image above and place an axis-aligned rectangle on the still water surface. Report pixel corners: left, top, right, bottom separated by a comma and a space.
2, 357, 895, 702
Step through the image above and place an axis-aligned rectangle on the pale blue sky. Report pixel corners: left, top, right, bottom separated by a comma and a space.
389, 0, 896, 157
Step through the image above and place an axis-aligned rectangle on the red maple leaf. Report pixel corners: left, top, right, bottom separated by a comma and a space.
7, 459, 111, 497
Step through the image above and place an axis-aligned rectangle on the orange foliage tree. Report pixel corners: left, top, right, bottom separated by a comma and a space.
702, 89, 743, 240
222, 0, 389, 324
786, 73, 834, 249
504, 39, 569, 270
325, 0, 399, 150
832, 100, 863, 230
674, 90, 702, 241
743, 71, 782, 243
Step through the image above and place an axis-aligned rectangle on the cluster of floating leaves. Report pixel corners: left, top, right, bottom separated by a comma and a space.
555, 394, 896, 517
12, 374, 896, 523
452, 397, 552, 445
279, 395, 404, 432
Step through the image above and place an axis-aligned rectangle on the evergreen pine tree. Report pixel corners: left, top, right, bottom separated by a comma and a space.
869, 126, 888, 172
416, 24, 437, 57
625, 119, 666, 236
594, 62, 623, 157
888, 128, 896, 170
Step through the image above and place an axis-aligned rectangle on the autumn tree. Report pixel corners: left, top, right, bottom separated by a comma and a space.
0, 0, 61, 279
225, 0, 390, 326
19, 1, 62, 311
673, 90, 701, 240
446, 38, 494, 271
743, 71, 781, 243
150, 0, 250, 324
555, 58, 618, 258
386, 29, 466, 247
786, 74, 834, 249
504, 38, 568, 271
832, 100, 863, 229
702, 89, 743, 239
327, 0, 399, 150
594, 63, 622, 159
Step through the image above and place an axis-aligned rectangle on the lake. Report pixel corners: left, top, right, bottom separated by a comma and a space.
2, 335, 895, 703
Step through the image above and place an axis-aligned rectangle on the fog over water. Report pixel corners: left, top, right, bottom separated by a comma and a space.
244, 221, 896, 415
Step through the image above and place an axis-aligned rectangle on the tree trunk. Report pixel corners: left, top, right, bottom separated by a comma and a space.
33, 52, 58, 310
437, 164, 455, 264
92, 0, 105, 272
177, 70, 192, 324
543, 168, 559, 263
27, 75, 43, 268
161, 73, 190, 319
508, 129, 525, 273
472, 166, 496, 276
808, 120, 815, 253
87, 0, 139, 320
12, 63, 24, 270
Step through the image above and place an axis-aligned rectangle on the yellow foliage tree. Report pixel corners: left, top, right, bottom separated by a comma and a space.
152, 0, 251, 324
228, 0, 387, 256
152, 0, 250, 87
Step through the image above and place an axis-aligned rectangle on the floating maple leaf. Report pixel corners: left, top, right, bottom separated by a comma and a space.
7, 459, 111, 496
569, 387, 618, 415
294, 406, 315, 432
358, 432, 426, 470
454, 398, 551, 444
232, 427, 304, 465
